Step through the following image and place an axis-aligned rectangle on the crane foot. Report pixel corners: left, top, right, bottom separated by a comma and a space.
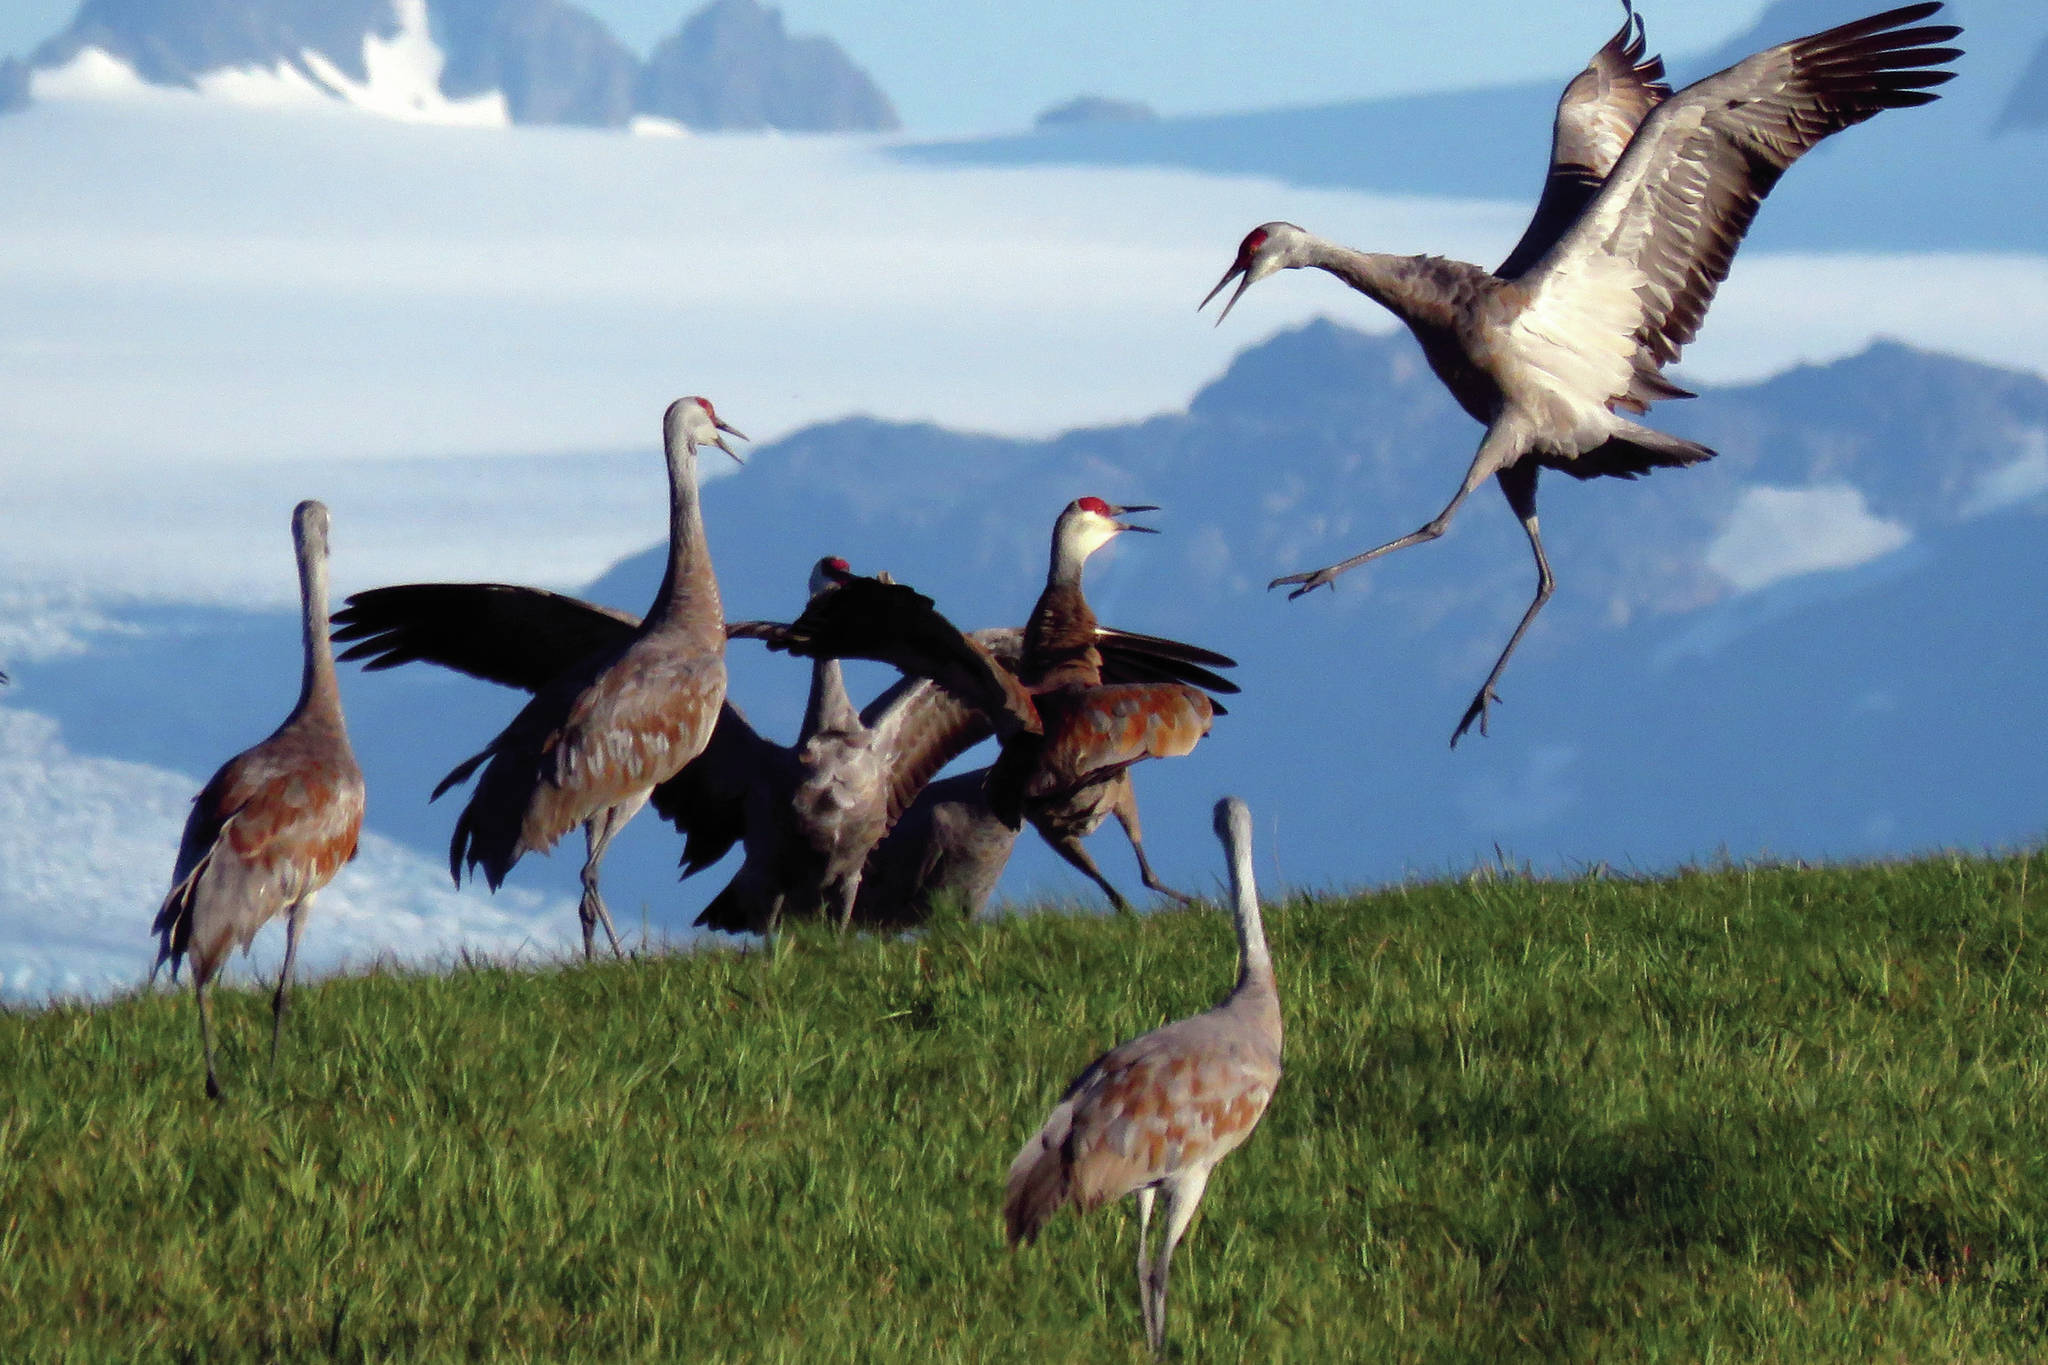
1268, 565, 1345, 599
1450, 686, 1501, 749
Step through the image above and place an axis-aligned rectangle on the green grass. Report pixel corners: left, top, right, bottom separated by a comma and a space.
6, 849, 2048, 1361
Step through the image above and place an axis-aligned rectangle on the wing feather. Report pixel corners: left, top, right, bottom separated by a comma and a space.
1517, 3, 1960, 405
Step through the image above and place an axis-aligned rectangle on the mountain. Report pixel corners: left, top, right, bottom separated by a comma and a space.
1036, 96, 1156, 129
11, 325, 2044, 953
16, 0, 895, 132
902, 0, 2048, 257
636, 0, 898, 133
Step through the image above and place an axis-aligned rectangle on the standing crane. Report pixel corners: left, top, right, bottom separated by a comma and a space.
434, 396, 744, 958
151, 500, 365, 1100
1201, 3, 1962, 745
1005, 795, 1282, 1357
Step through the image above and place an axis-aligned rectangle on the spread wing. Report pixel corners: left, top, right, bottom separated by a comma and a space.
333, 583, 640, 693
1498, 1, 1671, 279
1514, 4, 1960, 413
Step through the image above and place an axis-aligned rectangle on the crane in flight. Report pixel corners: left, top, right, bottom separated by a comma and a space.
1202, 3, 1961, 745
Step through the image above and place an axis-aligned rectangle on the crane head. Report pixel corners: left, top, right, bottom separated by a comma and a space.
667, 396, 751, 463
1057, 496, 1159, 566
809, 555, 854, 597
1199, 221, 1303, 326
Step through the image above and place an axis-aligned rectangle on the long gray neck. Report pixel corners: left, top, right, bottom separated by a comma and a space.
291, 526, 341, 723
1225, 823, 1281, 1045
1046, 528, 1090, 590
1299, 237, 1435, 320
643, 435, 721, 635
801, 655, 859, 739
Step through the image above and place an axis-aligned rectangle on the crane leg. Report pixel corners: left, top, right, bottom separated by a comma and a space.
1133, 1186, 1158, 1349
197, 978, 222, 1101
1112, 782, 1191, 903
269, 897, 307, 1078
1271, 420, 1521, 598
578, 806, 638, 961
1451, 462, 1553, 748
831, 872, 863, 935
1146, 1169, 1211, 1358
1043, 831, 1131, 912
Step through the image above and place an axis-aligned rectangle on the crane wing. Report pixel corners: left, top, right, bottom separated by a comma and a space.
334, 583, 640, 693
1498, 1, 1671, 280
645, 701, 775, 877
1514, 4, 1959, 413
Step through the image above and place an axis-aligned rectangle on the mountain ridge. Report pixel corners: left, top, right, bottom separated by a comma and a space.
16, 0, 896, 131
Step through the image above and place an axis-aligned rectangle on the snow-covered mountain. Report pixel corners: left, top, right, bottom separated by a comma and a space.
8, 324, 2042, 1002
16, 0, 895, 131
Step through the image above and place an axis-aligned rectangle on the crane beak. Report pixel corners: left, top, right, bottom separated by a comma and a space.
1111, 503, 1160, 534
713, 421, 749, 464
1199, 261, 1252, 326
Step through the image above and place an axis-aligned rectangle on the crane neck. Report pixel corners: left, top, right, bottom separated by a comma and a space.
1225, 826, 1281, 1044
291, 524, 342, 724
801, 654, 859, 739
1296, 237, 1441, 324
642, 436, 722, 637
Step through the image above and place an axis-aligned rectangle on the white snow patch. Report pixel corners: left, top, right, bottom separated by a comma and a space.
0, 707, 577, 1004
194, 58, 342, 112
629, 115, 691, 138
27, 1, 507, 127
1705, 485, 1912, 594
300, 0, 508, 128
28, 47, 162, 102
1961, 427, 2048, 517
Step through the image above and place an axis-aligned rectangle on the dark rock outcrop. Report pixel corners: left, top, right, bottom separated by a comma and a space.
635, 0, 898, 132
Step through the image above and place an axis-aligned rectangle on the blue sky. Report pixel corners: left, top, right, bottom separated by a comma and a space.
2, 1, 1771, 133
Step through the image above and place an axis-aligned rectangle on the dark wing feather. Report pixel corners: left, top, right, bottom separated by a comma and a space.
646, 702, 773, 877
1523, 4, 1960, 396
334, 583, 639, 693
1499, 1, 1672, 279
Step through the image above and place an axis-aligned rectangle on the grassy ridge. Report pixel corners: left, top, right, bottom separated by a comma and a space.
5, 850, 2048, 1361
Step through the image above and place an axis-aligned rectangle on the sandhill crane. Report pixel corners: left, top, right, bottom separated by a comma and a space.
433, 396, 744, 958
336, 528, 1235, 928
1202, 3, 1962, 745
750, 507, 1234, 912
1005, 795, 1282, 1357
335, 560, 1039, 934
150, 500, 365, 1100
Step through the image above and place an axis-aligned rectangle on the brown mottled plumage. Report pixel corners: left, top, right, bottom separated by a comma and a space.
436, 396, 743, 959
152, 500, 364, 1100
1204, 3, 1961, 746
1005, 796, 1281, 1357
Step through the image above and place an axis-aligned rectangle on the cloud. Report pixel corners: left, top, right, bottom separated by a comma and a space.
0, 706, 578, 1004
1705, 484, 1912, 594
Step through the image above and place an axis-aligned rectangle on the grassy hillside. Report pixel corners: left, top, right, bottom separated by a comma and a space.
6, 850, 2048, 1361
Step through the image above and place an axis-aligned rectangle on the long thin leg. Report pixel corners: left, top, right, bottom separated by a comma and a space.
1110, 780, 1191, 903
1042, 829, 1131, 912
1134, 1186, 1158, 1348
1450, 461, 1554, 748
269, 898, 307, 1077
579, 800, 643, 961
1147, 1169, 1211, 1357
1271, 419, 1523, 598
197, 977, 222, 1101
